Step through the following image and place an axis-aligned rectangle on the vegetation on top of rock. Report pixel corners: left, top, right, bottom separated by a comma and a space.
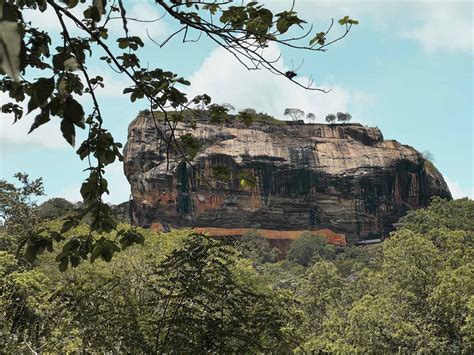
146, 106, 362, 128
337, 112, 352, 122
284, 108, 305, 122
148, 107, 288, 127
422, 150, 436, 162
325, 113, 337, 123
283, 108, 317, 123
325, 112, 352, 123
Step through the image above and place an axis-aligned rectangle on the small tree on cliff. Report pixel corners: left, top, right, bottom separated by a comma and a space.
325, 113, 337, 124
284, 108, 306, 122
422, 150, 435, 162
0, 1, 358, 266
306, 112, 316, 123
337, 112, 352, 123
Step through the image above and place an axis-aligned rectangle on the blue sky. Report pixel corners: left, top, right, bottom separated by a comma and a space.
1, 0, 472, 203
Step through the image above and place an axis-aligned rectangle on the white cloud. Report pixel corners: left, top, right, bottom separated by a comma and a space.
54, 160, 130, 204
446, 177, 474, 199
22, 5, 80, 33
280, 0, 473, 55
0, 68, 128, 151
103, 160, 131, 204
186, 44, 374, 122
0, 94, 71, 150
22, 2, 169, 44
402, 3, 473, 54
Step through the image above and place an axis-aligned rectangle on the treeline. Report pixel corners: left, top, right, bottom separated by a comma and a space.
0, 174, 473, 352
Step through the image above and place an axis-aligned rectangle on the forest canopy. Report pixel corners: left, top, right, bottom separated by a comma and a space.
1, 171, 473, 353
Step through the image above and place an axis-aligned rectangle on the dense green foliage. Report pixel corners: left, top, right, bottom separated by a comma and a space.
299, 197, 474, 353
234, 229, 278, 264
38, 198, 75, 220
0, 173, 45, 253
1, 195, 472, 352
0, 227, 299, 353
287, 232, 336, 266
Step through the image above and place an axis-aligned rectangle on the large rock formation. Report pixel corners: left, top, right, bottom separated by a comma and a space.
123, 112, 451, 242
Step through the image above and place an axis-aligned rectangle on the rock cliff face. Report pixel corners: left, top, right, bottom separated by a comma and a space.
123, 112, 451, 242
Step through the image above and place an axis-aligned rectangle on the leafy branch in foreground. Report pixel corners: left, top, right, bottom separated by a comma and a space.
0, 0, 358, 268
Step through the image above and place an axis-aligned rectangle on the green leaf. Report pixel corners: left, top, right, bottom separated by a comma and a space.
58, 257, 68, 272
99, 29, 108, 39
52, 52, 68, 71
338, 16, 350, 25
60, 118, 76, 146
27, 96, 38, 114
28, 109, 50, 133
35, 77, 55, 106
0, 19, 22, 81
64, 0, 79, 9
118, 39, 128, 49
84, 5, 101, 22
24, 245, 37, 263
310, 32, 326, 46
239, 172, 257, 189
27, 77, 55, 114
35, 0, 47, 12
80, 176, 98, 203
276, 18, 289, 34
2, 102, 23, 122
90, 243, 103, 263
258, 8, 273, 27
61, 218, 79, 233
63, 238, 80, 253
119, 230, 145, 250
70, 255, 81, 268
100, 217, 116, 233
63, 97, 85, 128
276, 11, 306, 34
203, 3, 218, 15
212, 165, 231, 181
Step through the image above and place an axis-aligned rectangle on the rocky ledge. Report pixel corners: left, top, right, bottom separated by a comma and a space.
123, 112, 451, 243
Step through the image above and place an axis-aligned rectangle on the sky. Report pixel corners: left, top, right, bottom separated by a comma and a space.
1, 0, 473, 203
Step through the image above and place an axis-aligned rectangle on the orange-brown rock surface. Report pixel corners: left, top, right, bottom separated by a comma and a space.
123, 112, 451, 243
